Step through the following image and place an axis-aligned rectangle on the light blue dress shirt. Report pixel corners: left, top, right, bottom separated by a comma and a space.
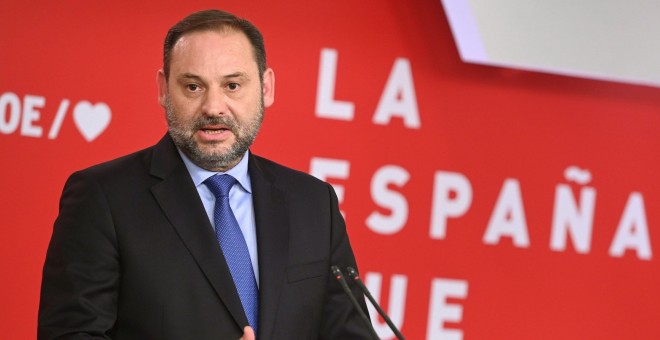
178, 149, 259, 286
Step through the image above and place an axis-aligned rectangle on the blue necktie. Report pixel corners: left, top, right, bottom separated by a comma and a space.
204, 174, 259, 334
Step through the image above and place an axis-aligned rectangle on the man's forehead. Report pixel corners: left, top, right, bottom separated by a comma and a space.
173, 28, 247, 49
167, 29, 259, 79
170, 29, 256, 65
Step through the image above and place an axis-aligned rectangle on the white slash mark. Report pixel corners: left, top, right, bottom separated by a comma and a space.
48, 99, 70, 139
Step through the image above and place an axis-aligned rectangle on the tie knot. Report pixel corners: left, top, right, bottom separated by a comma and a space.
204, 174, 237, 198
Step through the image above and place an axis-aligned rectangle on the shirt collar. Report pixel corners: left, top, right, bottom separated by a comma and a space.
177, 148, 252, 193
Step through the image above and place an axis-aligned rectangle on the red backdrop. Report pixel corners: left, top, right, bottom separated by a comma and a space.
2, 1, 659, 339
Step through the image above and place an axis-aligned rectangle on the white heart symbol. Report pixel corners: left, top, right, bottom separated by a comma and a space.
73, 101, 111, 142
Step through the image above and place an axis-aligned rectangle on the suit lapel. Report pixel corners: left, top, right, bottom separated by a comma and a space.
148, 135, 249, 330
249, 155, 289, 339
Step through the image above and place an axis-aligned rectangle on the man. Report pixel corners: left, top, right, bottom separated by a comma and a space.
38, 9, 372, 339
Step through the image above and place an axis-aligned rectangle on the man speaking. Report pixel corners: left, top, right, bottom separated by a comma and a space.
38, 9, 371, 339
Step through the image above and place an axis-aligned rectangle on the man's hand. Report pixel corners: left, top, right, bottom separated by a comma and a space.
239, 326, 255, 340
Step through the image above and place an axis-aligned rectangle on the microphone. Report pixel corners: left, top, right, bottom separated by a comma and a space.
346, 267, 405, 340
331, 265, 380, 340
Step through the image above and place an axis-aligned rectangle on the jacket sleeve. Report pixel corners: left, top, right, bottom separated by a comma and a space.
319, 182, 374, 339
38, 171, 119, 339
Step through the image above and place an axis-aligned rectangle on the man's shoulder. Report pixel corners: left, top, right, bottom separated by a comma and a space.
78, 144, 155, 177
75, 135, 175, 179
249, 154, 327, 188
62, 139, 171, 196
56, 142, 161, 200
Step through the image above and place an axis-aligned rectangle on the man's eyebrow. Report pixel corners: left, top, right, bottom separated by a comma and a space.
176, 72, 250, 82
223, 72, 249, 80
177, 73, 204, 82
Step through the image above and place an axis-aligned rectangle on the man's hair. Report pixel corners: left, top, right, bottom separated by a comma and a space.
163, 9, 267, 80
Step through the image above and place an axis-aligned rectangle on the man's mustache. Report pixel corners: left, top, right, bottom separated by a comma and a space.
192, 116, 238, 133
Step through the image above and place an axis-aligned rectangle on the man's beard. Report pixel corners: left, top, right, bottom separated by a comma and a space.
164, 96, 264, 171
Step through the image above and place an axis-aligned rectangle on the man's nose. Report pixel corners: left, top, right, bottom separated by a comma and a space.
201, 88, 229, 116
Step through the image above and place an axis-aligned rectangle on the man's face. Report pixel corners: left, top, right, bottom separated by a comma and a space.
157, 29, 275, 171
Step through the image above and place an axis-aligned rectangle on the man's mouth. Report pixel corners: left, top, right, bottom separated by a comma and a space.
202, 128, 229, 134
196, 124, 234, 142
200, 124, 232, 134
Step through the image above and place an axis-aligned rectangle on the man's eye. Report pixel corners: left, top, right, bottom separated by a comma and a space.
186, 84, 201, 92
227, 83, 240, 91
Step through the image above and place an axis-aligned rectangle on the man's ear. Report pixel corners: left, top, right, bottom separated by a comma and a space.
262, 68, 275, 108
157, 69, 168, 108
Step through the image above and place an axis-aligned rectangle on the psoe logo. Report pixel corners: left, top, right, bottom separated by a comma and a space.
0, 91, 111, 142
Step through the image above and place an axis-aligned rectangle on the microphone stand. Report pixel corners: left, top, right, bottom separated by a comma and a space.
331, 266, 380, 340
346, 267, 405, 340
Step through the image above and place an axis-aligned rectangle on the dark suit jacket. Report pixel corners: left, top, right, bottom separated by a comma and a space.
38, 134, 371, 339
